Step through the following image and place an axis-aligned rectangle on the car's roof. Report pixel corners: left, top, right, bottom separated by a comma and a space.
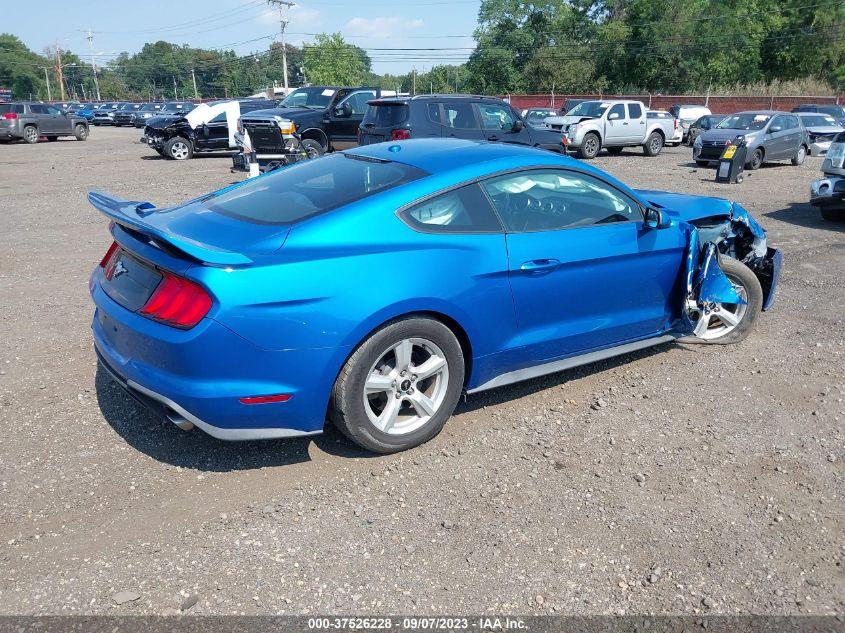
734, 110, 789, 116
347, 138, 571, 174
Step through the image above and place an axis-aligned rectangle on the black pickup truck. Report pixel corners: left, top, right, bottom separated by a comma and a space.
234, 86, 381, 172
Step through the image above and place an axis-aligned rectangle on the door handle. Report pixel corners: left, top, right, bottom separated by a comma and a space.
622, 122, 629, 125
520, 258, 560, 273
488, 135, 499, 141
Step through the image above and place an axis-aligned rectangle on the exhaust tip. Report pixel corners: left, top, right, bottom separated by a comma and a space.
165, 408, 194, 431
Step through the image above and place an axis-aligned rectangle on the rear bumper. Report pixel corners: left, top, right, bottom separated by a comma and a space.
91, 278, 333, 440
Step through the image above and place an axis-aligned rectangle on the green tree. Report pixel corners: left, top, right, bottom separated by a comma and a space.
303, 33, 370, 86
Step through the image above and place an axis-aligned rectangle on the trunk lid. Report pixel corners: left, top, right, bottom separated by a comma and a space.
89, 190, 290, 265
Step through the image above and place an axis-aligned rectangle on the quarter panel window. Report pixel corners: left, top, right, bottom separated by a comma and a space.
402, 183, 502, 233
480, 170, 640, 233
427, 103, 441, 124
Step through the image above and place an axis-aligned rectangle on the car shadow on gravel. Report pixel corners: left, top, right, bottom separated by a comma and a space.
764, 202, 845, 233
95, 366, 375, 470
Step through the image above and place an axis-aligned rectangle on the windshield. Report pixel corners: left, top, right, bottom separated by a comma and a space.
140, 103, 162, 111
120, 103, 140, 110
206, 153, 427, 225
818, 106, 845, 118
567, 101, 610, 118
281, 87, 336, 109
716, 113, 771, 130
801, 115, 837, 127
525, 110, 555, 123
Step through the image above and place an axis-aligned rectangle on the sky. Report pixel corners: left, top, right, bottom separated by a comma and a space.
7, 0, 481, 76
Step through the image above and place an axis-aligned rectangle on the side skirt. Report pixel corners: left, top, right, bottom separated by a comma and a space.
466, 334, 679, 394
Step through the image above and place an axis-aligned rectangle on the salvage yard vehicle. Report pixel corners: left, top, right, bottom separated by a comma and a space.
795, 112, 843, 156
792, 103, 845, 126
522, 108, 559, 125
810, 131, 845, 221
113, 102, 144, 127
88, 138, 780, 454
668, 104, 711, 143
694, 111, 809, 170
0, 102, 88, 143
143, 98, 276, 160
357, 94, 565, 152
686, 114, 725, 146
133, 101, 193, 128
233, 86, 379, 173
545, 100, 670, 159
92, 102, 122, 126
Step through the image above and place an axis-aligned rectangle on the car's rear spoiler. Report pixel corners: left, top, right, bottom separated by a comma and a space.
88, 191, 253, 266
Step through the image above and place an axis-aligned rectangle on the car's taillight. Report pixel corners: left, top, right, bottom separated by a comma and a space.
99, 241, 121, 279
2, 113, 18, 120
674, 118, 678, 130
391, 129, 411, 140
139, 270, 212, 329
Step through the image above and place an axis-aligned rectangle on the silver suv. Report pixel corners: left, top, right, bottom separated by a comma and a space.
0, 102, 89, 144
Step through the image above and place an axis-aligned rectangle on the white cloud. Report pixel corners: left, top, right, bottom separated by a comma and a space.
344, 16, 424, 39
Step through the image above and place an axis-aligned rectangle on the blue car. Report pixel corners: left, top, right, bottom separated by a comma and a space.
74, 103, 98, 122
89, 139, 781, 453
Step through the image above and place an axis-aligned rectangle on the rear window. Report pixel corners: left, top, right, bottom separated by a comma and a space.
206, 154, 427, 225
362, 103, 409, 127
0, 104, 23, 114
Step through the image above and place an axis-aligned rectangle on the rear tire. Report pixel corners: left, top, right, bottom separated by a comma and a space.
23, 125, 38, 144
643, 132, 664, 156
680, 257, 763, 345
329, 317, 465, 454
74, 124, 87, 141
576, 132, 601, 159
165, 137, 193, 160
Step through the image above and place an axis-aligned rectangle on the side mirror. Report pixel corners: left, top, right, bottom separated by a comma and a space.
608, 112, 621, 120
768, 125, 782, 133
643, 207, 666, 229
511, 119, 524, 133
335, 103, 352, 118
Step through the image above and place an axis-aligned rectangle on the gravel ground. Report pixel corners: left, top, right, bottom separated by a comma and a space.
0, 128, 842, 616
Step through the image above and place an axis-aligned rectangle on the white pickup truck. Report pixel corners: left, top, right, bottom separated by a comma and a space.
543, 100, 673, 159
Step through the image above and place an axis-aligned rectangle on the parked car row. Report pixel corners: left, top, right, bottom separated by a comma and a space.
64, 101, 197, 127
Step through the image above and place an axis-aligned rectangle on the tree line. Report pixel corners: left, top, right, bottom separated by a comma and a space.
1, 0, 842, 101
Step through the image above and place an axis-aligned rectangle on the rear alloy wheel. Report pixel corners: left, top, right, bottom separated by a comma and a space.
330, 318, 464, 453
643, 132, 664, 156
165, 137, 193, 160
23, 126, 38, 144
748, 148, 763, 170
577, 133, 601, 159
681, 257, 763, 345
792, 145, 807, 166
74, 124, 87, 141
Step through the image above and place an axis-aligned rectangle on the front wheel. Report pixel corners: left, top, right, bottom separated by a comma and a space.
576, 133, 601, 159
791, 145, 807, 166
747, 148, 763, 170
300, 138, 325, 159
643, 132, 664, 156
680, 257, 763, 345
165, 137, 193, 160
329, 318, 465, 453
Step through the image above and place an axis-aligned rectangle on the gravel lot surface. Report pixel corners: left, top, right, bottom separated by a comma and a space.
0, 128, 842, 616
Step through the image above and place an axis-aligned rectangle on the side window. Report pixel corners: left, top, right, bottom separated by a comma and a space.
402, 184, 502, 233
608, 103, 626, 120
427, 103, 441, 124
787, 115, 800, 129
480, 169, 640, 233
30, 104, 48, 114
476, 103, 515, 131
627, 103, 642, 119
46, 106, 61, 115
442, 102, 478, 129
770, 115, 786, 131
209, 112, 228, 123
347, 91, 375, 115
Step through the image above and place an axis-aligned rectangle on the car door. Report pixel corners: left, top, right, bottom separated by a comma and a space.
28, 104, 53, 133
626, 102, 647, 142
326, 89, 376, 149
604, 103, 628, 144
480, 168, 688, 361
474, 102, 527, 145
202, 111, 232, 150
783, 115, 804, 156
439, 101, 484, 140
48, 105, 72, 133
764, 115, 791, 159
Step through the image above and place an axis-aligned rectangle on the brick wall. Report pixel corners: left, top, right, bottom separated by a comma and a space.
508, 93, 844, 114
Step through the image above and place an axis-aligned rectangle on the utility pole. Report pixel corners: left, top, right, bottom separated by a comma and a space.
86, 29, 101, 101
54, 43, 65, 101
267, 0, 295, 90
412, 68, 416, 96
172, 75, 178, 100
40, 67, 52, 101
191, 68, 199, 99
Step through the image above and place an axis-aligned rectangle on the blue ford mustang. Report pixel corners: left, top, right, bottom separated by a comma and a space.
89, 139, 781, 453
